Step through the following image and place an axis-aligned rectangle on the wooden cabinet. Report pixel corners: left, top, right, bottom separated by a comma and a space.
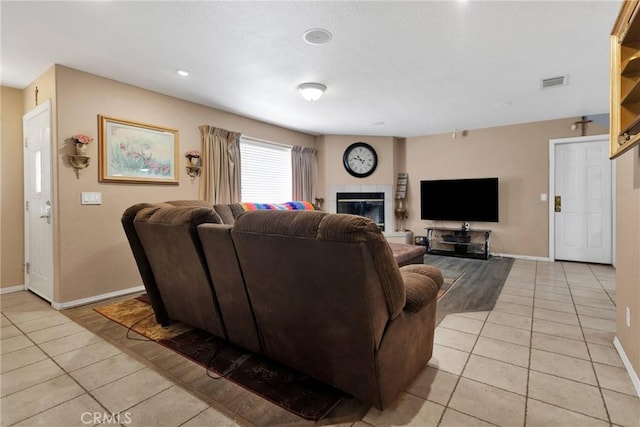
611, 0, 640, 159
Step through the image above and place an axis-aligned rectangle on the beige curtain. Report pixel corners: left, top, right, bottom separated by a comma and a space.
291, 146, 317, 201
199, 125, 242, 204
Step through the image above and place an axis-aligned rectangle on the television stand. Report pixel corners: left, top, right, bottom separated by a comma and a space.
426, 227, 491, 260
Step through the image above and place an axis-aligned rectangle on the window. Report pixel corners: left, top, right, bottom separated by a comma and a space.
240, 137, 292, 203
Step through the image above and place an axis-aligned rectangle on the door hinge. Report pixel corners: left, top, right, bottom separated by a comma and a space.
25, 262, 30, 274
24, 137, 28, 148
25, 201, 29, 211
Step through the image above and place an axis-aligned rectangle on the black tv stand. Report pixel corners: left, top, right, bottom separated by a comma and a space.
426, 227, 491, 260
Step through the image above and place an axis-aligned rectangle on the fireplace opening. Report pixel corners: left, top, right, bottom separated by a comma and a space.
336, 192, 385, 231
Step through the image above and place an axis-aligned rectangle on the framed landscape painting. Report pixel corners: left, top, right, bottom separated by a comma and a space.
98, 115, 179, 184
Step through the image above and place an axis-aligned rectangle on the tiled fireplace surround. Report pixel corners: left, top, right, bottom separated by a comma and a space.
328, 184, 395, 233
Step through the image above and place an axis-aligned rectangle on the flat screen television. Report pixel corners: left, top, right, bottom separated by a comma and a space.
420, 178, 499, 222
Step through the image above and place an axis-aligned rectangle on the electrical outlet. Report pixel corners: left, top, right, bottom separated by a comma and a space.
626, 307, 631, 328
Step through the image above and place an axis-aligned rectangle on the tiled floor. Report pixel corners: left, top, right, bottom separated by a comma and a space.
1, 260, 639, 426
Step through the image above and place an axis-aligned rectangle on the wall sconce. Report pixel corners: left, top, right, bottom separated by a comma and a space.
69, 135, 92, 178
185, 151, 201, 182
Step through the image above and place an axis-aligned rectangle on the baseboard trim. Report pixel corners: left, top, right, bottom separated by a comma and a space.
492, 253, 551, 262
51, 285, 145, 310
0, 284, 26, 294
613, 336, 640, 397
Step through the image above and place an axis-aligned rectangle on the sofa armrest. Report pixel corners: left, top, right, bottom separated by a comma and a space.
400, 264, 444, 289
401, 272, 438, 313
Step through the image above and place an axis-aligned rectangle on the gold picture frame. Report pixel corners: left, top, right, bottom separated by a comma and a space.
98, 115, 179, 184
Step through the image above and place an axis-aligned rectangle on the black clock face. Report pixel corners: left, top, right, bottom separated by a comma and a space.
343, 142, 378, 178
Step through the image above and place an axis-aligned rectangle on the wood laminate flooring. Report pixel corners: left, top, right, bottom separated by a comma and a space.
423, 254, 515, 324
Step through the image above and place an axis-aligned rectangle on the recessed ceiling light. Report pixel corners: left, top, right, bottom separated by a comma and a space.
303, 28, 332, 45
176, 69, 190, 77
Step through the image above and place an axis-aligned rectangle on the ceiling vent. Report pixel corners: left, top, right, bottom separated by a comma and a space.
541, 75, 568, 89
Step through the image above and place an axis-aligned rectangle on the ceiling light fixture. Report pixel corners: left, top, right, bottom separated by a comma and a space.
303, 28, 332, 45
297, 82, 326, 102
176, 69, 190, 77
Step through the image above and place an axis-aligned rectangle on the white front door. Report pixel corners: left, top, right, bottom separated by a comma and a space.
554, 136, 612, 264
23, 100, 54, 301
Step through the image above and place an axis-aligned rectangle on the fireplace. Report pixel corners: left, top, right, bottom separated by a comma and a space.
336, 192, 385, 231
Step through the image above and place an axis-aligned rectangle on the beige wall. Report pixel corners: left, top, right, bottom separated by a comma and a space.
1, 86, 25, 288
403, 119, 607, 257
11, 65, 315, 304
615, 145, 640, 380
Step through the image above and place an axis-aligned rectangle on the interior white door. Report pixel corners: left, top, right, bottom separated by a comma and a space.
23, 100, 54, 301
554, 137, 612, 264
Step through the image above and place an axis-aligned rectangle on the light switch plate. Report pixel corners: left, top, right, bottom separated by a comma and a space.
81, 192, 102, 205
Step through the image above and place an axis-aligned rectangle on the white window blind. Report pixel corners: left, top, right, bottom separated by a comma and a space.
240, 137, 292, 203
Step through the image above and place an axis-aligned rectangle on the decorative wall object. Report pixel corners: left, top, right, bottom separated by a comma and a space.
98, 115, 179, 184
69, 134, 92, 178
185, 150, 201, 182
395, 173, 408, 231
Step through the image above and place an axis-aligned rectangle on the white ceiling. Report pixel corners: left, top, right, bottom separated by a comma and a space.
1, 1, 622, 137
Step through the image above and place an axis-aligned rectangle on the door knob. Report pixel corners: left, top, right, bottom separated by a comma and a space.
40, 201, 51, 224
554, 196, 561, 213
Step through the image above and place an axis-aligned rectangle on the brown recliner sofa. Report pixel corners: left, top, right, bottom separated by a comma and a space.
230, 210, 442, 409
122, 203, 442, 409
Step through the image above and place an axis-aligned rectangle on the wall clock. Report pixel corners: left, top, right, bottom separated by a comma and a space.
343, 142, 378, 178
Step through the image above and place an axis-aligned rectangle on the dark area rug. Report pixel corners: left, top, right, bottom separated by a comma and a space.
423, 254, 515, 324
94, 297, 347, 421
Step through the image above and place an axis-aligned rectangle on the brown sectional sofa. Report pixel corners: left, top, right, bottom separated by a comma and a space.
122, 202, 442, 409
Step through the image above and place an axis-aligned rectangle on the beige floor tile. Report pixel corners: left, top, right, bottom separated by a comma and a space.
472, 336, 529, 368
570, 288, 611, 300
70, 353, 145, 391
53, 339, 122, 372
0, 375, 85, 426
462, 354, 528, 395
493, 301, 533, 317
530, 349, 597, 385
532, 319, 583, 341
496, 294, 534, 307
480, 322, 531, 346
38, 330, 102, 357
533, 307, 579, 326
499, 287, 534, 298
1, 335, 33, 354
583, 328, 615, 347
593, 363, 638, 396
449, 377, 525, 426
26, 321, 87, 344
534, 299, 576, 314
15, 311, 72, 333
91, 367, 173, 413
486, 311, 532, 331
0, 314, 10, 327
439, 314, 484, 335
502, 281, 535, 291
439, 408, 494, 426
528, 371, 607, 421
181, 408, 241, 427
127, 385, 209, 427
602, 388, 640, 427
0, 345, 48, 374
1, 358, 65, 396
434, 326, 477, 352
2, 307, 56, 325
406, 366, 458, 405
427, 344, 469, 375
531, 332, 589, 360
534, 292, 573, 304
363, 392, 445, 427
574, 296, 615, 310
1, 324, 22, 340
12, 394, 104, 427
579, 315, 616, 332
1, 299, 50, 314
587, 342, 624, 367
576, 304, 617, 320
525, 398, 609, 427
534, 284, 571, 296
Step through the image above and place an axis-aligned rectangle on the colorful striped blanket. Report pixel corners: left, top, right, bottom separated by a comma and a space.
240, 201, 316, 211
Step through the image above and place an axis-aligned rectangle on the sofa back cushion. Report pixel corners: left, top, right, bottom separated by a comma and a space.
133, 205, 226, 338
230, 210, 403, 398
